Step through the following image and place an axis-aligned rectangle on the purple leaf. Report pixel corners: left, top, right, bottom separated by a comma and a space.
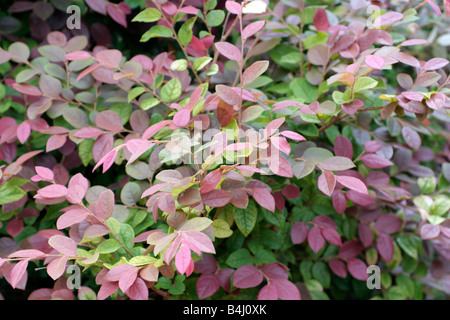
376, 233, 394, 262
215, 42, 241, 62
423, 58, 449, 71
308, 226, 325, 253
328, 259, 347, 278
271, 279, 301, 300
201, 189, 231, 207
335, 176, 369, 194
420, 223, 440, 240
347, 258, 368, 281
402, 127, 421, 151
258, 284, 278, 300
334, 135, 353, 159
196, 273, 220, 299
291, 222, 309, 244
374, 214, 403, 234
322, 227, 342, 246
95, 110, 124, 133
242, 21, 265, 41
232, 265, 263, 289
358, 223, 373, 247
242, 60, 269, 86
313, 8, 329, 32
360, 154, 393, 169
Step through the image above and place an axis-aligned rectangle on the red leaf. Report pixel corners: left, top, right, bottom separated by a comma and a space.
358, 223, 373, 247
230, 189, 249, 209
124, 277, 148, 300
252, 188, 275, 212
347, 258, 368, 281
201, 189, 231, 207
312, 215, 337, 230
119, 269, 138, 293
338, 240, 363, 260
308, 226, 325, 253
200, 170, 223, 193
12, 83, 41, 96
196, 273, 220, 299
374, 214, 403, 234
258, 284, 278, 300
6, 219, 23, 237
322, 227, 342, 246
281, 185, 300, 199
98, 281, 119, 300
328, 259, 347, 278
376, 233, 394, 262
291, 222, 309, 244
232, 265, 263, 289
334, 135, 353, 159
10, 260, 28, 289
271, 279, 301, 300
313, 8, 329, 32
95, 110, 124, 133
332, 191, 347, 213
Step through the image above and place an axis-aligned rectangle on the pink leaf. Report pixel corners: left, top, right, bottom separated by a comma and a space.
95, 110, 124, 133
332, 191, 347, 213
242, 20, 265, 41
232, 265, 263, 289
420, 223, 440, 240
365, 55, 385, 69
64, 50, 92, 60
124, 277, 149, 300
280, 130, 306, 141
373, 11, 404, 27
142, 120, 171, 139
86, 0, 107, 14
335, 176, 369, 194
338, 240, 362, 260
291, 222, 309, 244
215, 42, 241, 62
360, 154, 393, 169
47, 256, 68, 280
252, 188, 275, 212
8, 249, 45, 259
119, 269, 138, 293
173, 108, 191, 127
67, 173, 89, 204
402, 127, 421, 151
242, 60, 269, 85
358, 223, 373, 247
268, 156, 293, 178
423, 58, 448, 71
264, 117, 285, 137
400, 39, 430, 47
347, 258, 368, 281
318, 171, 336, 196
74, 127, 104, 138
10, 260, 28, 289
17, 121, 31, 144
46, 134, 67, 152
95, 189, 115, 221
178, 6, 198, 14
37, 184, 68, 198
225, 1, 242, 15
12, 83, 41, 96
364, 140, 382, 153
56, 207, 89, 230
48, 235, 77, 256
216, 84, 241, 105
197, 273, 220, 299
107, 4, 127, 27
98, 281, 119, 300
35, 166, 54, 181
313, 215, 337, 230
181, 231, 215, 254
427, 0, 442, 16
308, 226, 325, 253
174, 245, 192, 275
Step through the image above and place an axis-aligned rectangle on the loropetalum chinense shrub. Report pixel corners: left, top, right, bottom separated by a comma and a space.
0, 0, 449, 300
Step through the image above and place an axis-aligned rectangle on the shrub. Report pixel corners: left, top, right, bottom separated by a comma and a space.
0, 0, 449, 300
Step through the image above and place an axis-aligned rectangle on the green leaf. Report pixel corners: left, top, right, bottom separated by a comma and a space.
0, 185, 26, 205
430, 195, 450, 216
119, 223, 135, 250
78, 139, 94, 167
193, 56, 212, 71
178, 17, 197, 46
212, 219, 233, 238
353, 77, 378, 93
129, 255, 158, 266
127, 87, 146, 102
396, 274, 415, 298
386, 286, 407, 300
396, 235, 417, 260
312, 261, 331, 288
106, 217, 121, 235
132, 8, 162, 23
0, 83, 5, 100
97, 239, 121, 254
140, 25, 172, 42
303, 31, 329, 50
234, 201, 257, 237
290, 78, 318, 103
206, 10, 225, 27
141, 97, 160, 110
160, 78, 182, 102
226, 248, 253, 268
170, 59, 188, 71
300, 260, 313, 281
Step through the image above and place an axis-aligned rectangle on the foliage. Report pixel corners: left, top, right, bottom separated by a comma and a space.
0, 0, 449, 300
